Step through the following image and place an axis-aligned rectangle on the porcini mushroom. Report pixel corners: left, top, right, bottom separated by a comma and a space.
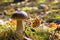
11, 11, 28, 40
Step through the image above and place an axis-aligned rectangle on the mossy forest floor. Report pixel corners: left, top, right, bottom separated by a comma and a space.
0, 0, 60, 40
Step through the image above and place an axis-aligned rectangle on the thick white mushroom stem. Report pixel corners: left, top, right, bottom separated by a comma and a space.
16, 19, 24, 40
16, 20, 24, 33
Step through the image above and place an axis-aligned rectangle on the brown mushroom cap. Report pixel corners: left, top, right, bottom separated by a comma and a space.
11, 11, 28, 20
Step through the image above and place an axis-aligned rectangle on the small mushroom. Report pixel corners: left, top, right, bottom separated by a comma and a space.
11, 11, 28, 40
1, 10, 7, 18
54, 26, 60, 31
